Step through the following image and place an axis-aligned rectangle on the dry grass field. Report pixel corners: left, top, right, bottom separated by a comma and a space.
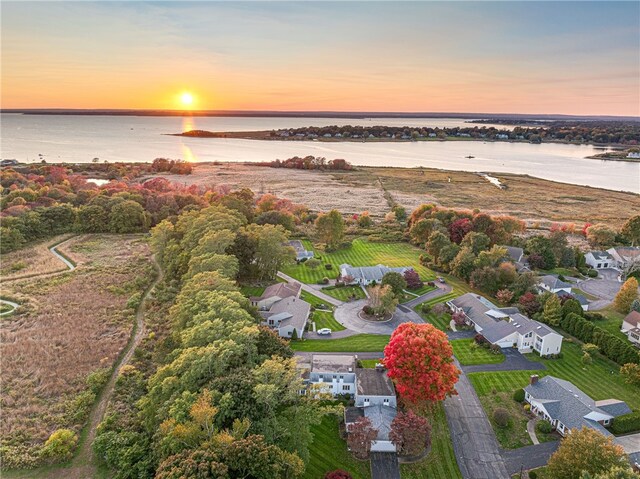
156, 163, 638, 226
0, 235, 153, 468
0, 235, 80, 281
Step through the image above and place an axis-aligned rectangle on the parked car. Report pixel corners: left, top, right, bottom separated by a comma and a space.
437, 276, 446, 284
317, 328, 332, 335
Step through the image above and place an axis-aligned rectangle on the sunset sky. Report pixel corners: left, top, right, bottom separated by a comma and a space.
2, 1, 639, 116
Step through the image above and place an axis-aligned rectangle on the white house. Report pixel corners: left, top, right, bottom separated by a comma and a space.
621, 311, 640, 346
340, 264, 411, 286
607, 247, 640, 270
627, 151, 640, 159
524, 375, 631, 437
585, 251, 615, 270
448, 293, 563, 356
259, 295, 310, 339
251, 281, 301, 311
537, 275, 573, 294
308, 354, 356, 396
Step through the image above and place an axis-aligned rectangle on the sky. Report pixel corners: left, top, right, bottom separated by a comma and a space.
1, 1, 639, 116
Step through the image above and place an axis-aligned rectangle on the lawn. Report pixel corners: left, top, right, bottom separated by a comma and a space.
300, 290, 333, 310
400, 403, 463, 479
303, 415, 370, 479
593, 309, 627, 341
321, 285, 366, 301
238, 285, 265, 298
359, 359, 382, 368
281, 239, 435, 284
311, 310, 345, 332
450, 339, 505, 366
291, 334, 390, 352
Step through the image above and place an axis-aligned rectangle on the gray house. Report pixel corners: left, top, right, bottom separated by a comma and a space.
308, 354, 356, 396
340, 264, 411, 286
585, 250, 615, 270
260, 296, 310, 339
251, 281, 301, 310
524, 375, 631, 437
537, 275, 572, 294
288, 240, 314, 261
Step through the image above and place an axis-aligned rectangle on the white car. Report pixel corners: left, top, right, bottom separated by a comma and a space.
317, 328, 332, 335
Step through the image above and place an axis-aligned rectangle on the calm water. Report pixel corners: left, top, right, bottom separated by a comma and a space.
1, 114, 638, 193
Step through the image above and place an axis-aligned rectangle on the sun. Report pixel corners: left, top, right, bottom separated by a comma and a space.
179, 91, 195, 108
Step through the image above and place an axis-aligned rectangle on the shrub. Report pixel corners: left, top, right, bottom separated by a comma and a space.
524, 404, 531, 412
529, 471, 538, 479
319, 277, 330, 285
513, 388, 525, 403
325, 263, 333, 270
421, 303, 432, 314
610, 412, 640, 435
587, 269, 598, 278
41, 429, 78, 462
489, 344, 502, 354
493, 408, 510, 428
474, 333, 488, 345
363, 305, 374, 315
324, 470, 353, 479
536, 420, 553, 434
305, 258, 321, 269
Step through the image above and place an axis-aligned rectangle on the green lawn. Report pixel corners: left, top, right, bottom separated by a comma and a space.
571, 287, 599, 301
593, 309, 627, 341
450, 339, 505, 366
300, 290, 333, 310
311, 310, 345, 332
291, 334, 390, 352
238, 285, 265, 297
303, 415, 370, 479
400, 403, 463, 479
469, 342, 640, 410
282, 239, 435, 284
406, 284, 437, 296
359, 359, 381, 368
321, 285, 366, 301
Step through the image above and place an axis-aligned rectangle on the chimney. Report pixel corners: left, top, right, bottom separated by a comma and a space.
530, 375, 539, 385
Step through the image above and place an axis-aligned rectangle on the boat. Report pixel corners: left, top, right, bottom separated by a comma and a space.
465, 155, 475, 159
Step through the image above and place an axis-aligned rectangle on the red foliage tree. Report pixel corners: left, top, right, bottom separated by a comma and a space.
383, 323, 460, 406
389, 410, 432, 456
451, 311, 467, 327
347, 417, 378, 460
324, 470, 354, 479
518, 292, 541, 316
448, 218, 473, 244
404, 269, 424, 290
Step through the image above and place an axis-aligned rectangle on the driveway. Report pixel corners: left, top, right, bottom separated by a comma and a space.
333, 299, 425, 335
294, 351, 384, 361
575, 269, 626, 310
443, 361, 510, 479
403, 283, 452, 308
501, 441, 560, 474
370, 452, 400, 479
277, 271, 343, 307
461, 349, 547, 373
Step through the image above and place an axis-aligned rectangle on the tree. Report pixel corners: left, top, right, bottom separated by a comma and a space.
384, 323, 460, 405
562, 298, 584, 319
460, 232, 491, 255
451, 247, 476, 281
543, 294, 562, 326
347, 417, 378, 460
582, 343, 599, 356
77, 204, 108, 233
242, 224, 294, 280
546, 427, 629, 479
357, 211, 372, 228
404, 269, 424, 290
305, 258, 321, 269
631, 299, 640, 313
367, 284, 398, 317
496, 289, 514, 304
324, 471, 353, 479
526, 236, 556, 270
448, 218, 473, 244
41, 429, 78, 462
426, 231, 451, 264
620, 363, 640, 386
109, 200, 148, 233
586, 224, 617, 249
381, 272, 407, 297
155, 448, 228, 479
224, 434, 305, 478
518, 292, 541, 316
389, 410, 432, 456
614, 277, 639, 313
621, 215, 640, 246
591, 466, 637, 479
315, 210, 344, 249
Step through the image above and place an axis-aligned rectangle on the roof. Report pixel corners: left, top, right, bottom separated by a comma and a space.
364, 404, 397, 441
608, 247, 640, 263
524, 376, 630, 435
356, 368, 396, 397
587, 250, 614, 260
312, 354, 356, 373
504, 246, 524, 263
539, 275, 572, 291
344, 406, 365, 424
255, 281, 301, 301
287, 240, 312, 254
556, 291, 589, 306
265, 296, 310, 331
624, 311, 640, 328
340, 263, 410, 282
449, 293, 559, 343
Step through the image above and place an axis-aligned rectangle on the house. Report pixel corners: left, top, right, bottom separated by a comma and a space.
340, 264, 411, 286
496, 133, 509, 140
538, 275, 573, 294
250, 281, 301, 310
627, 151, 640, 159
0, 159, 18, 167
308, 354, 356, 396
585, 251, 615, 270
287, 240, 314, 261
524, 375, 631, 437
621, 311, 640, 346
607, 247, 640, 270
503, 245, 530, 272
448, 293, 563, 356
555, 291, 589, 311
259, 296, 310, 339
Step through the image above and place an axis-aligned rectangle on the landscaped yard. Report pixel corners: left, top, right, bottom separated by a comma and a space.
450, 339, 505, 366
304, 415, 370, 479
300, 290, 333, 310
291, 334, 390, 352
238, 285, 265, 298
592, 309, 628, 341
311, 310, 345, 332
321, 284, 366, 301
281, 239, 435, 284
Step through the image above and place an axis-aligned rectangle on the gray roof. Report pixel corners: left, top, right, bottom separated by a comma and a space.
503, 246, 524, 263
356, 368, 396, 397
340, 263, 411, 282
265, 296, 310, 331
344, 406, 365, 424
364, 404, 397, 441
449, 293, 558, 342
595, 399, 633, 417
539, 275, 572, 290
312, 354, 356, 373
555, 291, 588, 306
608, 246, 640, 262
287, 240, 314, 259
587, 250, 614, 260
255, 281, 301, 301
524, 376, 630, 435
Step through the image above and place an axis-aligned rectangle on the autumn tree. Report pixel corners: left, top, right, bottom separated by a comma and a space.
621, 215, 640, 246
389, 410, 432, 456
620, 363, 640, 386
367, 284, 398, 317
324, 470, 354, 479
357, 211, 372, 228
496, 289, 514, 304
546, 427, 629, 479
404, 269, 424, 290
41, 429, 78, 462
384, 323, 460, 405
451, 247, 476, 281
543, 294, 562, 326
614, 277, 639, 313
315, 210, 345, 249
381, 271, 407, 297
586, 224, 617, 249
448, 218, 473, 244
347, 417, 378, 460
518, 292, 541, 316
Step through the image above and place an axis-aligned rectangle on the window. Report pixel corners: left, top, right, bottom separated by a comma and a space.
364, 398, 370, 405
342, 385, 350, 391
339, 375, 344, 380
383, 399, 389, 405
597, 263, 602, 268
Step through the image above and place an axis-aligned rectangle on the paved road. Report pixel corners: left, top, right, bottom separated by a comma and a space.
501, 441, 560, 474
461, 349, 547, 373
334, 299, 424, 335
444, 360, 510, 479
404, 283, 452, 308
576, 268, 624, 311
277, 271, 343, 307
294, 351, 384, 360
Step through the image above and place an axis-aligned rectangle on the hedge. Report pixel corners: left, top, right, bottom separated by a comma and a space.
610, 411, 640, 435
560, 313, 640, 366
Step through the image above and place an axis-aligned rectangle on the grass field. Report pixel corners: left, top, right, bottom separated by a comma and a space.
450, 339, 505, 365
321, 285, 366, 301
311, 310, 345, 332
281, 239, 435, 284
291, 334, 390, 352
593, 309, 628, 341
300, 290, 333, 310
238, 285, 265, 297
400, 404, 463, 479
359, 359, 382, 368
